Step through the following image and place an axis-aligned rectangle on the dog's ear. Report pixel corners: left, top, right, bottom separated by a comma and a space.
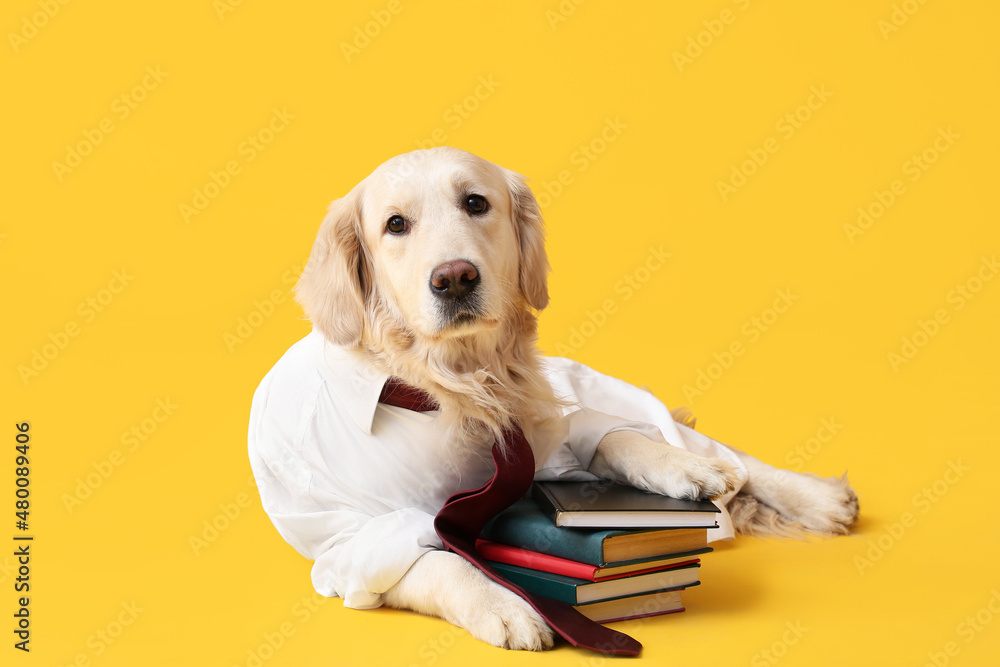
295, 187, 368, 347
505, 170, 550, 311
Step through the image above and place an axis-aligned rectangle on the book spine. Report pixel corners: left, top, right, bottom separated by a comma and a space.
530, 483, 562, 526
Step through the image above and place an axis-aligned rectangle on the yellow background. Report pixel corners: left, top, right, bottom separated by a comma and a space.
4, 1, 999, 665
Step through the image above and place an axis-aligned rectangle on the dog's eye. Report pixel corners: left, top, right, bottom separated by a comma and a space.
464, 194, 488, 215
386, 215, 408, 235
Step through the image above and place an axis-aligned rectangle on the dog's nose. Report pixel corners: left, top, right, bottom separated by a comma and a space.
430, 261, 480, 300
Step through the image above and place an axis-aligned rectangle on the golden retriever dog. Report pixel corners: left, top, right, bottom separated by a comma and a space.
254, 146, 859, 651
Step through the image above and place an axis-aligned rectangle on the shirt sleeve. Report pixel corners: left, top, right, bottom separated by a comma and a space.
248, 355, 443, 609
532, 356, 748, 540
528, 407, 667, 482
531, 357, 676, 481
308, 508, 442, 608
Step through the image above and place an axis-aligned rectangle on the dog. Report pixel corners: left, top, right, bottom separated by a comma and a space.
249, 146, 859, 651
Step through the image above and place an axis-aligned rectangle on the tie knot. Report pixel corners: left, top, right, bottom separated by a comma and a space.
378, 378, 439, 412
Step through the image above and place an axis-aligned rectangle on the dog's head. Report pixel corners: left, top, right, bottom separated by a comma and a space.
296, 147, 548, 348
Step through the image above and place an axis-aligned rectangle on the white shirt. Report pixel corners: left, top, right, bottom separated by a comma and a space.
248, 330, 747, 609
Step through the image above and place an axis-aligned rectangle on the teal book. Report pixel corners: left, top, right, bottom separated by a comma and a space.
480, 498, 711, 567
487, 560, 701, 605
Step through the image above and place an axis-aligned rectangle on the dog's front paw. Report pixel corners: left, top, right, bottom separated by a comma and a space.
591, 432, 742, 501
651, 454, 741, 501
458, 581, 554, 651
622, 448, 741, 501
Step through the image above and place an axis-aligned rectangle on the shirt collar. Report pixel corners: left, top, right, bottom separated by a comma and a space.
309, 330, 389, 435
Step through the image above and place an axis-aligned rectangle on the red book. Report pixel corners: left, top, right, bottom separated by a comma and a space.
476, 538, 703, 582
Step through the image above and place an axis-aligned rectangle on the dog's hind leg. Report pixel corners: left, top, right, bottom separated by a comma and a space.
725, 448, 859, 537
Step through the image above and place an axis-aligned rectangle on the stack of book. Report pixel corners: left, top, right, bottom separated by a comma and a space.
477, 480, 720, 624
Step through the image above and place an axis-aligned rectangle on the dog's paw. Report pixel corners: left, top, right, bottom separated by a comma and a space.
793, 473, 859, 535
590, 432, 741, 501
459, 583, 554, 651
757, 471, 860, 535
660, 454, 741, 500
631, 450, 741, 501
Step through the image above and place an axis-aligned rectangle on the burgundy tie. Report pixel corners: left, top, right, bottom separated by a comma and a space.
378, 378, 642, 656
